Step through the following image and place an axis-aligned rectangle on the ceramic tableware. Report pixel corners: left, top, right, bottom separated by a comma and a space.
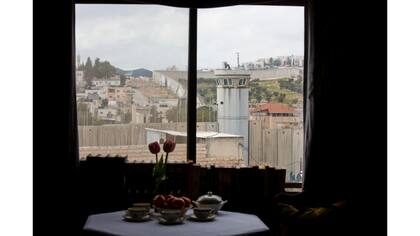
193, 192, 227, 214
160, 209, 184, 224
193, 207, 214, 219
126, 207, 149, 219
133, 203, 151, 212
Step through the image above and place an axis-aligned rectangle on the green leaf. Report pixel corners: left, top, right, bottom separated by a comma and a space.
152, 154, 167, 180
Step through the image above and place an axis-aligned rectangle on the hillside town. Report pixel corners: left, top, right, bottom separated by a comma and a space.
76, 55, 304, 182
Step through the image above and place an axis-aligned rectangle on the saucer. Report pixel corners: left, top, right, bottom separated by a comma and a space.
158, 216, 185, 225
188, 214, 216, 222
123, 214, 151, 222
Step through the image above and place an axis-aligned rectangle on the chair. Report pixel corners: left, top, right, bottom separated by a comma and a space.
271, 191, 349, 236
83, 154, 128, 215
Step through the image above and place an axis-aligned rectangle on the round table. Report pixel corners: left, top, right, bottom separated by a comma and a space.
83, 209, 270, 236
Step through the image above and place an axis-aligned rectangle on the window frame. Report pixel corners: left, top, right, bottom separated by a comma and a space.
73, 1, 305, 168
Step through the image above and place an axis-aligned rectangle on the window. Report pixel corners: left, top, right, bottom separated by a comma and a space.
196, 5, 304, 180
75, 3, 304, 183
76, 5, 188, 162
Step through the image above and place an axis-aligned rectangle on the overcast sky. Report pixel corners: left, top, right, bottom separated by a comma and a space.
76, 5, 303, 71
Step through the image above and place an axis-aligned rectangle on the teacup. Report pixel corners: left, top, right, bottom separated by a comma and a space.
193, 207, 213, 219
133, 203, 151, 212
127, 207, 149, 219
160, 209, 183, 222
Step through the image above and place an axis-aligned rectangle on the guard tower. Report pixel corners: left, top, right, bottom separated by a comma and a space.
214, 69, 251, 165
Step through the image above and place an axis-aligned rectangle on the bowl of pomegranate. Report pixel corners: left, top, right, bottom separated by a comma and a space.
153, 194, 192, 216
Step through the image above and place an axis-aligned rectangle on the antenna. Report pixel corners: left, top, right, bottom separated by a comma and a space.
77, 53, 81, 68
235, 52, 240, 69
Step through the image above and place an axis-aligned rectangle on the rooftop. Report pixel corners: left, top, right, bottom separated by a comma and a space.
250, 103, 296, 114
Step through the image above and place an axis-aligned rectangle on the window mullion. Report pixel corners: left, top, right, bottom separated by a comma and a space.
187, 8, 197, 163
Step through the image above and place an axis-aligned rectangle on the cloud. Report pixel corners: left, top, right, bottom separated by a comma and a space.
198, 6, 304, 69
76, 5, 189, 70
76, 5, 303, 70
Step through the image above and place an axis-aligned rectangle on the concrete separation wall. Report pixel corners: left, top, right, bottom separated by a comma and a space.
249, 120, 303, 177
78, 122, 218, 147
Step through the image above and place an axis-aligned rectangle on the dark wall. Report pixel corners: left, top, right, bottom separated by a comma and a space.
34, 0, 386, 235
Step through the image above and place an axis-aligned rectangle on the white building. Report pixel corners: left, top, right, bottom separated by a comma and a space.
91, 77, 121, 87
255, 59, 265, 69
131, 105, 152, 124
153, 71, 186, 98
85, 88, 106, 100
145, 128, 244, 162
153, 70, 204, 107
215, 69, 251, 165
76, 70, 84, 84
243, 62, 256, 70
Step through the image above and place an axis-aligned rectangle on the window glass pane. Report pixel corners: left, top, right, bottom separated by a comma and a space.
196, 6, 304, 182
76, 5, 189, 163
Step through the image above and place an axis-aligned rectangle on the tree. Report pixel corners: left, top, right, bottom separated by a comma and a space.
275, 93, 286, 103
77, 62, 85, 71
93, 58, 101, 78
100, 60, 116, 78
255, 94, 263, 103
290, 98, 299, 104
150, 105, 165, 123
84, 57, 94, 86
101, 99, 108, 108
165, 104, 187, 123
264, 90, 273, 102
165, 107, 177, 123
273, 58, 281, 66
197, 106, 217, 122
88, 58, 117, 79
120, 74, 127, 86
122, 112, 132, 123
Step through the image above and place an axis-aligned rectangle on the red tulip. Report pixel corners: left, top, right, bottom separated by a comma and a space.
163, 140, 176, 153
148, 141, 160, 154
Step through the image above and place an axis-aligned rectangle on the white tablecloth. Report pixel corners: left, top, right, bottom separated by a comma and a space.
83, 209, 269, 236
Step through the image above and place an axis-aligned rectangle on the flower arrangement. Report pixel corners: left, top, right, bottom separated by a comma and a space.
148, 139, 176, 195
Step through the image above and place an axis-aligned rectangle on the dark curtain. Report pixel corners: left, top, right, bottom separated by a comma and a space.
34, 0, 81, 235
303, 0, 349, 201
303, 0, 385, 197
302, 0, 386, 234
